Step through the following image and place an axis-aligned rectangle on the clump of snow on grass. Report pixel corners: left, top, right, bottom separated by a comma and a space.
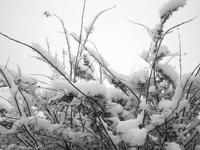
116, 113, 147, 146
117, 113, 143, 133
8, 68, 37, 86
149, 86, 156, 93
159, 0, 187, 18
0, 125, 8, 133
106, 102, 124, 117
129, 68, 149, 84
158, 99, 174, 110
158, 45, 170, 57
7, 117, 28, 133
48, 123, 64, 132
156, 63, 178, 84
76, 79, 107, 97
195, 145, 200, 150
62, 127, 83, 143
149, 23, 163, 41
0, 98, 12, 111
30, 117, 52, 131
171, 80, 184, 107
122, 128, 147, 146
48, 92, 65, 104
165, 142, 181, 150
151, 114, 165, 126
106, 87, 128, 101
77, 61, 93, 77
51, 78, 76, 94
108, 130, 121, 145
140, 97, 149, 110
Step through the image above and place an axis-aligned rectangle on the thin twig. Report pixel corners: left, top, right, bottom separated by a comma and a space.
50, 13, 72, 81
74, 0, 87, 82
178, 29, 182, 81
46, 38, 50, 53
0, 67, 22, 116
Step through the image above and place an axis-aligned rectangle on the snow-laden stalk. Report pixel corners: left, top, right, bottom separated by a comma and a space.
0, 66, 22, 116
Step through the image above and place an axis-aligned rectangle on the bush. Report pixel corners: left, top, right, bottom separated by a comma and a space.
0, 0, 199, 150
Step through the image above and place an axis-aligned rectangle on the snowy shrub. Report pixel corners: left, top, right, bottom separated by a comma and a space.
0, 0, 199, 150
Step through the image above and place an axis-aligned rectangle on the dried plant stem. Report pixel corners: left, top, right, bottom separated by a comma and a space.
74, 0, 87, 82
178, 29, 182, 80
0, 67, 22, 116
51, 14, 73, 81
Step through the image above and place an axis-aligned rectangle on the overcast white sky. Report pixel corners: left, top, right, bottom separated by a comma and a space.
0, 0, 200, 77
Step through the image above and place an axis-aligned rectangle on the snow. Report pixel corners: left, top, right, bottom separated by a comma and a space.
77, 60, 93, 77
48, 92, 64, 104
117, 113, 143, 133
48, 123, 63, 132
51, 78, 76, 94
0, 97, 12, 111
76, 79, 107, 97
108, 131, 121, 145
151, 114, 165, 126
121, 127, 147, 146
106, 117, 120, 127
15, 91, 35, 108
165, 142, 181, 150
106, 102, 124, 117
7, 117, 28, 133
106, 87, 128, 101
0, 125, 8, 133
149, 86, 156, 93
196, 145, 200, 150
156, 63, 178, 84
117, 112, 147, 146
140, 97, 149, 110
129, 68, 149, 84
62, 127, 83, 142
171, 80, 183, 107
57, 111, 66, 124
32, 117, 51, 131
159, 0, 187, 17
116, 113, 148, 146
157, 45, 170, 58
8, 68, 37, 86
158, 99, 174, 110
150, 23, 162, 41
